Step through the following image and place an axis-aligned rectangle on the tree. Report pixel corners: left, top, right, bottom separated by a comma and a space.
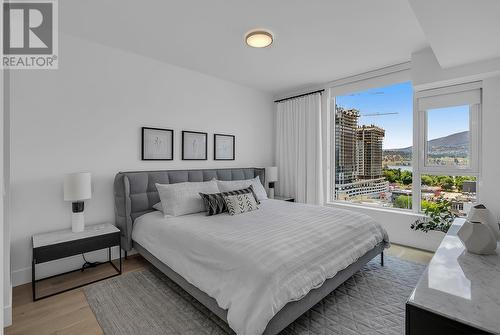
440, 176, 454, 191
394, 195, 412, 209
421, 175, 434, 186
401, 171, 413, 185
384, 169, 398, 183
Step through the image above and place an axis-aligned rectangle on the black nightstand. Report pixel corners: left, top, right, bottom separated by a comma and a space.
273, 196, 295, 202
32, 223, 122, 301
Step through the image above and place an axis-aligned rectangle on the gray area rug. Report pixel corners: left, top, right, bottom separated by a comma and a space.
84, 255, 425, 335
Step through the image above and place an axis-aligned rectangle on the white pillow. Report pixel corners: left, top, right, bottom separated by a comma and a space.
152, 202, 163, 212
155, 180, 219, 216
216, 176, 268, 201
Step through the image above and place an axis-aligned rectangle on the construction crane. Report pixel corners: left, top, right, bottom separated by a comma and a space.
361, 112, 399, 117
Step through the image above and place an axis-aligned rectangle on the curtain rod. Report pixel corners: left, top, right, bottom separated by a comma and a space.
274, 89, 325, 103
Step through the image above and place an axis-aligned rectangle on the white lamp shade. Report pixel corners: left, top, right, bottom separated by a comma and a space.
265, 167, 278, 182
64, 172, 92, 201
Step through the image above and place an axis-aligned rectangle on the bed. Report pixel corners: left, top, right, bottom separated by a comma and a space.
114, 168, 389, 335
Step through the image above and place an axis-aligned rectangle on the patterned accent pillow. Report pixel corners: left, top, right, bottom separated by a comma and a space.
223, 193, 259, 215
199, 186, 259, 216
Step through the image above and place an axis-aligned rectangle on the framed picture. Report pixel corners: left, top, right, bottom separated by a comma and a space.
141, 127, 174, 160
214, 133, 235, 160
182, 131, 208, 160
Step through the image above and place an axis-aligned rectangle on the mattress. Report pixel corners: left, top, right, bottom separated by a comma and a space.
132, 199, 389, 335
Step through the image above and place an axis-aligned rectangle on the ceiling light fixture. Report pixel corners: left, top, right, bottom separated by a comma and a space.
245, 30, 273, 48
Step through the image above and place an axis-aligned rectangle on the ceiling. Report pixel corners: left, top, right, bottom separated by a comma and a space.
409, 0, 500, 69
60, 1, 500, 95
60, 0, 427, 95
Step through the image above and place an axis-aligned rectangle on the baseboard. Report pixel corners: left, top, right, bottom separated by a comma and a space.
12, 247, 136, 287
4, 304, 12, 327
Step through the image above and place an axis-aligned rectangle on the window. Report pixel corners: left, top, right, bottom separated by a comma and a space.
415, 82, 481, 216
331, 81, 413, 209
329, 76, 481, 215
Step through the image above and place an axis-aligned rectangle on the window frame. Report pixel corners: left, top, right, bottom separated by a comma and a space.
327, 67, 482, 214
413, 82, 482, 211
328, 65, 414, 212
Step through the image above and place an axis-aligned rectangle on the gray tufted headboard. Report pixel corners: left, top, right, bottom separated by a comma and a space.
114, 167, 265, 251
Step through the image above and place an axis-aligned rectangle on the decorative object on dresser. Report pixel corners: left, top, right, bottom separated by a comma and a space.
406, 218, 500, 334
457, 220, 497, 255
182, 131, 207, 160
141, 127, 174, 160
265, 166, 278, 199
467, 204, 500, 239
32, 223, 122, 301
213, 133, 235, 160
64, 172, 92, 232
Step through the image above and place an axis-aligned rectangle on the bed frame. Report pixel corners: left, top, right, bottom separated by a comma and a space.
114, 168, 385, 335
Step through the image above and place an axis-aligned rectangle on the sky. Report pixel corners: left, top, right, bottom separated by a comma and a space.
335, 81, 470, 149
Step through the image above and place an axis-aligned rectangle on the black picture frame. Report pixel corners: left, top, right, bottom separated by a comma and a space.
182, 130, 208, 160
214, 133, 235, 161
141, 127, 174, 161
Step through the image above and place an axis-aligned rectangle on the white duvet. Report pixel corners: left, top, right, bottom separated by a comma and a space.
132, 199, 389, 335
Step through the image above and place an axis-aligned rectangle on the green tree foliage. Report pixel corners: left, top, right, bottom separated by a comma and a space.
401, 171, 413, 185
411, 197, 456, 233
394, 195, 412, 209
421, 175, 434, 186
383, 169, 477, 191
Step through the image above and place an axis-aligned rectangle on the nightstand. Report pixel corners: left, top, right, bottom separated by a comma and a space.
32, 223, 122, 301
273, 196, 295, 202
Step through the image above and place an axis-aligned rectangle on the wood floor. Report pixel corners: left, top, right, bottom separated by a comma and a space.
5, 244, 433, 335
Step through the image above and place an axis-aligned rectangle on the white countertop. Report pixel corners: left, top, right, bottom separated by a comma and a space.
32, 223, 119, 248
407, 218, 500, 333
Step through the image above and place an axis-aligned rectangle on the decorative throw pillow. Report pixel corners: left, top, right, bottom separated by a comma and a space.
216, 176, 268, 201
199, 185, 258, 216
155, 180, 219, 216
223, 193, 259, 216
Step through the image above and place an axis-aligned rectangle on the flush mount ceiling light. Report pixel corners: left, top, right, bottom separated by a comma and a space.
245, 30, 273, 48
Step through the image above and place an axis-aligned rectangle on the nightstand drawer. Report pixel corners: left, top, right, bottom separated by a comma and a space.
34, 232, 120, 263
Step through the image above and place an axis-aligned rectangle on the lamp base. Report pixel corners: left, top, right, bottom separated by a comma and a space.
72, 212, 85, 232
71, 201, 85, 233
268, 187, 275, 199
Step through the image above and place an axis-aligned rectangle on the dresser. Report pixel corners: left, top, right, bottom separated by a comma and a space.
406, 218, 500, 334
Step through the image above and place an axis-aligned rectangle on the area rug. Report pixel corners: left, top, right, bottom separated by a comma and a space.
84, 255, 425, 335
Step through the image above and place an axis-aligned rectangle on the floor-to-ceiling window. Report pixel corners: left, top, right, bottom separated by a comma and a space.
329, 74, 480, 217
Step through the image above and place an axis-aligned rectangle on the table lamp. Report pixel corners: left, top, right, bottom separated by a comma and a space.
265, 167, 278, 199
64, 172, 92, 232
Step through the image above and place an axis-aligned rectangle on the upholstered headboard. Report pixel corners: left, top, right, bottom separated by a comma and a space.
114, 168, 265, 251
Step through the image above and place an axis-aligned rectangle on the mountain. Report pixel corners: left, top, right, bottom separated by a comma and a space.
385, 131, 469, 153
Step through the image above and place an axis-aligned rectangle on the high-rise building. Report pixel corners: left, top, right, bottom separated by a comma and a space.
334, 107, 359, 185
334, 107, 389, 200
356, 125, 385, 179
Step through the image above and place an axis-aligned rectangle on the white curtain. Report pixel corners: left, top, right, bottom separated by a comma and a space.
276, 93, 323, 205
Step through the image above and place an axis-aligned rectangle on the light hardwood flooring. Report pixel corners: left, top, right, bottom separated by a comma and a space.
5, 244, 433, 335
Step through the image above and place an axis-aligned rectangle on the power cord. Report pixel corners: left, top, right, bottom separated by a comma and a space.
81, 253, 102, 272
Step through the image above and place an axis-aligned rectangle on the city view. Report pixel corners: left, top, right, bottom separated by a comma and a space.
333, 82, 476, 215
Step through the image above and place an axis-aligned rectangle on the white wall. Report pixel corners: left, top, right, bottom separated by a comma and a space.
9, 33, 274, 286
480, 76, 500, 220
2, 70, 12, 328
1, 63, 5, 330
412, 47, 500, 91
